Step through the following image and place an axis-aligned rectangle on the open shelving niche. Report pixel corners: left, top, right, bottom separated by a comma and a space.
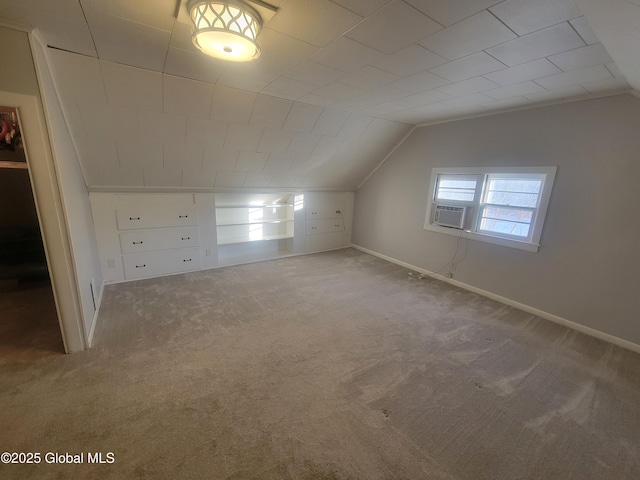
214, 192, 299, 266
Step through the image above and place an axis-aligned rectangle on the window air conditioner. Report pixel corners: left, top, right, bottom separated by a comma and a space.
432, 204, 466, 229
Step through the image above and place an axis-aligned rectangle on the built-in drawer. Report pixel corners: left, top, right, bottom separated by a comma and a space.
306, 218, 344, 235
305, 203, 344, 220
122, 247, 201, 280
116, 206, 197, 230
119, 226, 200, 254
304, 232, 344, 253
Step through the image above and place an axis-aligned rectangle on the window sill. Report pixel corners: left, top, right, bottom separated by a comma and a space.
423, 223, 540, 253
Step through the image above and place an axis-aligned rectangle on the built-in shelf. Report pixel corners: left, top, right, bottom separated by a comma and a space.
217, 233, 294, 245
215, 193, 296, 263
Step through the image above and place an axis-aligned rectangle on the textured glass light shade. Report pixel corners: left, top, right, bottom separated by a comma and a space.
188, 1, 262, 61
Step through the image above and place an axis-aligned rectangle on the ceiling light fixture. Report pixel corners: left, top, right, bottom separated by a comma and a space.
187, 0, 262, 62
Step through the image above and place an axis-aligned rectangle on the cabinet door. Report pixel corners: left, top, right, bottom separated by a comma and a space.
122, 247, 201, 280
305, 232, 344, 253
116, 206, 197, 230
306, 218, 344, 235
119, 226, 200, 253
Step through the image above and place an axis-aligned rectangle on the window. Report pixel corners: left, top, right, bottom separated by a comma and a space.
424, 167, 556, 252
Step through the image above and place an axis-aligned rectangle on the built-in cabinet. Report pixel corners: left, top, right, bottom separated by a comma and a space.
90, 191, 353, 283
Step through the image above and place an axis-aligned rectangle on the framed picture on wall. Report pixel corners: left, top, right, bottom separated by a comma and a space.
0, 106, 27, 169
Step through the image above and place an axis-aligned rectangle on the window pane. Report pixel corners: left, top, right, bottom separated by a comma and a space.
485, 191, 539, 207
489, 178, 541, 193
436, 175, 477, 202
480, 206, 532, 238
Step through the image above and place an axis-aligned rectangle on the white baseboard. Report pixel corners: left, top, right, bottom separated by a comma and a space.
86, 281, 104, 348
351, 244, 640, 355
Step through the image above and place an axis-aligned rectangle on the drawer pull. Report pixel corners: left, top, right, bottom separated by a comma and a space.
335, 224, 340, 227
132, 241, 144, 245
179, 215, 189, 218
129, 216, 140, 221
135, 264, 146, 268
183, 258, 192, 262
181, 237, 191, 240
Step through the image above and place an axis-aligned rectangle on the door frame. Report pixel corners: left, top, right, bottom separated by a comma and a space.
0, 90, 86, 352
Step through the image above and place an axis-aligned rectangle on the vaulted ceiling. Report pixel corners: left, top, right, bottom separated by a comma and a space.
1, 0, 639, 190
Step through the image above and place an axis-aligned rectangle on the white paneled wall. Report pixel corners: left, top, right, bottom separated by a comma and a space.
48, 49, 412, 191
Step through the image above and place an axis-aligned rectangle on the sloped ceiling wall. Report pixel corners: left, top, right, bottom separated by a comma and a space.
48, 48, 412, 190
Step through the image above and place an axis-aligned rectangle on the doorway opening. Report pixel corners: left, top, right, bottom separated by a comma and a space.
0, 162, 64, 356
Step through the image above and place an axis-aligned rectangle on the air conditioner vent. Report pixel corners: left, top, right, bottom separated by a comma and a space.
433, 204, 466, 229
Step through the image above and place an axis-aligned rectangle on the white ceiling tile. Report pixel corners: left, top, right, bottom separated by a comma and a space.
202, 149, 238, 171
163, 75, 213, 119
243, 172, 274, 187
437, 76, 500, 96
284, 61, 345, 87
286, 132, 322, 157
251, 28, 320, 74
483, 59, 563, 86
94, 37, 167, 72
570, 17, 601, 45
581, 76, 631, 93
87, 163, 143, 187
185, 118, 227, 150
267, 0, 362, 47
164, 47, 224, 84
212, 70, 270, 93
534, 64, 613, 90
490, 0, 581, 36
486, 23, 585, 67
311, 136, 344, 159
329, 0, 392, 16
309, 36, 383, 72
429, 52, 506, 82
437, 92, 495, 108
547, 43, 613, 72
400, 89, 451, 107
404, 0, 503, 26
249, 95, 293, 129
215, 171, 246, 187
211, 86, 256, 124
282, 103, 324, 132
168, 20, 196, 52
268, 172, 300, 187
337, 115, 373, 138
236, 152, 269, 172
74, 136, 118, 170
264, 153, 295, 173
311, 109, 350, 137
6, 0, 86, 22
345, 0, 442, 54
483, 97, 533, 111
389, 70, 451, 93
164, 143, 204, 169
48, 49, 106, 103
369, 44, 448, 76
338, 65, 400, 90
261, 77, 318, 100
181, 169, 217, 188
524, 85, 588, 103
78, 103, 139, 141
257, 129, 295, 154
101, 61, 162, 111
311, 82, 365, 101
81, 0, 176, 31
224, 124, 264, 151
139, 111, 187, 145
143, 167, 183, 187
605, 62, 626, 78
116, 140, 163, 168
420, 11, 516, 60
483, 81, 547, 100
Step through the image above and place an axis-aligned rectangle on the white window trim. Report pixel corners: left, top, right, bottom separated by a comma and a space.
424, 166, 557, 253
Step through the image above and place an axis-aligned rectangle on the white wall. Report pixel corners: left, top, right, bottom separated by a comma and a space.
353, 94, 640, 346
30, 35, 104, 341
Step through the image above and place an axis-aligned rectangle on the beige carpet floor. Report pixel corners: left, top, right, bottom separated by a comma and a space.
1, 248, 639, 479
